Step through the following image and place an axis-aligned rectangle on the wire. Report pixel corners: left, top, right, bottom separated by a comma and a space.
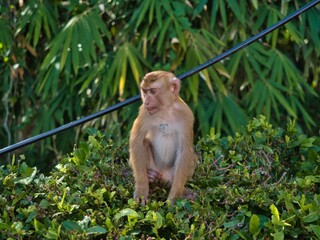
1, 0, 319, 155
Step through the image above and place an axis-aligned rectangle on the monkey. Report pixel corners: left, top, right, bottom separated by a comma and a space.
129, 70, 197, 204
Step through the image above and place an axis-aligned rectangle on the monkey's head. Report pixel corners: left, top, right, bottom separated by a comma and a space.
140, 71, 181, 116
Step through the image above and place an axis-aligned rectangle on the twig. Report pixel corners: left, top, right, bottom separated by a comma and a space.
272, 172, 287, 186
212, 155, 235, 171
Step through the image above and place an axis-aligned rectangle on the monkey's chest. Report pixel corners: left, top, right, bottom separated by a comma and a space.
150, 123, 178, 168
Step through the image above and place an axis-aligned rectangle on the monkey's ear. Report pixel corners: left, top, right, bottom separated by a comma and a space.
170, 77, 181, 96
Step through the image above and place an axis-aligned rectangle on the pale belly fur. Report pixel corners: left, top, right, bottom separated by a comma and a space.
149, 123, 178, 182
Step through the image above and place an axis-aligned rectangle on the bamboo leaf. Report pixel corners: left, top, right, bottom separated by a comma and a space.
212, 99, 223, 133
210, 0, 219, 30
251, 0, 258, 10
33, 10, 42, 47
226, 0, 245, 25
173, 19, 186, 50
79, 17, 92, 66
193, 0, 207, 17
149, 0, 155, 25
252, 7, 268, 31
228, 51, 242, 81
60, 27, 72, 70
270, 82, 296, 117
156, 18, 171, 53
219, 0, 227, 29
224, 93, 247, 130
119, 54, 127, 97
247, 81, 264, 112
155, 1, 163, 26
127, 44, 141, 86
161, 0, 173, 16
90, 9, 110, 47
72, 24, 80, 74
295, 98, 316, 128
135, 0, 151, 30
307, 9, 320, 49
243, 57, 254, 85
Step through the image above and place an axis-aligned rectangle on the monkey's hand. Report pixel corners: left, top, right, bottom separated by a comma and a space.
147, 169, 162, 183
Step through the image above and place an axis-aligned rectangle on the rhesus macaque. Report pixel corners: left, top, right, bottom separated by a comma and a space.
129, 70, 197, 204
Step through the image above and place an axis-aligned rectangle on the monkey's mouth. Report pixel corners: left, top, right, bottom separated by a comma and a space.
146, 107, 157, 115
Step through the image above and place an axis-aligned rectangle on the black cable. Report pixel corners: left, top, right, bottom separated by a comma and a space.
0, 95, 141, 155
1, 0, 319, 155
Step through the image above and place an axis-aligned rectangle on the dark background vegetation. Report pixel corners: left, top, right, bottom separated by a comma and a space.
0, 1, 319, 169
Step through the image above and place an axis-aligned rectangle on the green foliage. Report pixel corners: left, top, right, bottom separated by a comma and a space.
0, 116, 319, 239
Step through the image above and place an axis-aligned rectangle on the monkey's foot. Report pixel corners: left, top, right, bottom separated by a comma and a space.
183, 188, 196, 201
134, 190, 149, 206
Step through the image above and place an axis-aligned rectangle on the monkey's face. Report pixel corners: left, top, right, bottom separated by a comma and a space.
141, 82, 162, 116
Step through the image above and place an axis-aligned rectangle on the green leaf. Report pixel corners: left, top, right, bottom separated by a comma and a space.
17, 167, 37, 185
115, 208, 140, 221
135, 0, 152, 30
156, 17, 171, 53
270, 204, 280, 222
62, 221, 82, 232
309, 225, 320, 239
249, 214, 260, 235
86, 226, 107, 235
34, 219, 46, 232
303, 212, 319, 223
218, 0, 227, 29
271, 231, 284, 240
226, 0, 245, 25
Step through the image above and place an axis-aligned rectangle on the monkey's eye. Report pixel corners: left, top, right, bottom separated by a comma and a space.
141, 89, 148, 95
150, 88, 157, 95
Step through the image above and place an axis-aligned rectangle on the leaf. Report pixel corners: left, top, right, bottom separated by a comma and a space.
34, 219, 46, 232
119, 49, 127, 97
271, 231, 284, 240
135, 0, 152, 30
210, 0, 218, 29
62, 221, 82, 232
127, 44, 141, 86
226, 0, 245, 25
86, 226, 107, 235
155, 1, 163, 26
303, 212, 319, 223
218, 0, 227, 29
17, 167, 37, 185
193, 0, 207, 17
270, 204, 280, 222
249, 214, 260, 235
156, 17, 171, 53
309, 225, 320, 239
114, 208, 140, 221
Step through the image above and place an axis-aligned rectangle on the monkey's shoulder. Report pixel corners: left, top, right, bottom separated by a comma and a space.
175, 98, 193, 112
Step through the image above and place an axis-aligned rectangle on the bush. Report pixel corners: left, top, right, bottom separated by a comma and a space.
0, 116, 319, 239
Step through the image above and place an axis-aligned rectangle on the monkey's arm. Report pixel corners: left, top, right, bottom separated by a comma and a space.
129, 118, 150, 204
168, 110, 196, 201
